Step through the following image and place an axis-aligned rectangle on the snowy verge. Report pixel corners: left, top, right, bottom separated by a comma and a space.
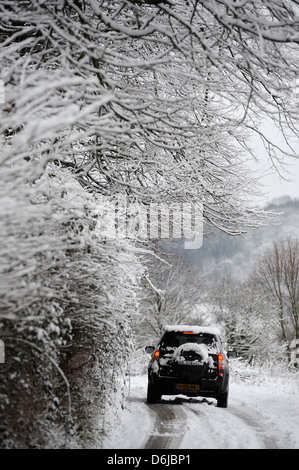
101, 375, 155, 449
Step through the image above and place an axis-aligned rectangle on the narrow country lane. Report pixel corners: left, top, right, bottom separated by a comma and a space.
104, 374, 299, 450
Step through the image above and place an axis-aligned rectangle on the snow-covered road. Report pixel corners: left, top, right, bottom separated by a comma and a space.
104, 370, 299, 449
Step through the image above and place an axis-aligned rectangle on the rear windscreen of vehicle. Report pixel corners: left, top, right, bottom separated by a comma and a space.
160, 331, 217, 349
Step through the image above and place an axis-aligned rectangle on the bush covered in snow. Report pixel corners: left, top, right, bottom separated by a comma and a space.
0, 163, 142, 448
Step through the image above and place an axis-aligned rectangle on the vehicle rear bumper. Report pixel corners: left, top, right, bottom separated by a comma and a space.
151, 374, 228, 397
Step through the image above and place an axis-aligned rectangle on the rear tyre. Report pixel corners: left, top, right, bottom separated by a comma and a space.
147, 382, 161, 404
217, 391, 228, 408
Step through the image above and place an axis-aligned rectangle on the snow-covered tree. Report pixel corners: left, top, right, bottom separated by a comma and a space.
209, 277, 284, 364
250, 237, 299, 346
137, 253, 207, 344
2, 1, 299, 235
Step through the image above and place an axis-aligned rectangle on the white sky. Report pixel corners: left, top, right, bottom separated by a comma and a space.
248, 119, 299, 206
254, 157, 299, 203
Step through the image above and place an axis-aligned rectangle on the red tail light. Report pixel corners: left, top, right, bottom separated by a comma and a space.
218, 354, 225, 376
154, 350, 160, 361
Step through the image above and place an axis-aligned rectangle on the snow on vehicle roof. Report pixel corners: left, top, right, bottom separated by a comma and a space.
164, 325, 221, 336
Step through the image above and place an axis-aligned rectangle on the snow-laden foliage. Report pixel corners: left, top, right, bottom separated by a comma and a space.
2, 0, 297, 235
209, 277, 285, 364
137, 255, 206, 343
0, 161, 142, 448
250, 236, 299, 344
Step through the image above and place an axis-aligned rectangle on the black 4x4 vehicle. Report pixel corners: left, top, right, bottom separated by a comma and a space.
145, 325, 229, 408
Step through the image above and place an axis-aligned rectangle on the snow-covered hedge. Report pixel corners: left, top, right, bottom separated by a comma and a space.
0, 163, 142, 448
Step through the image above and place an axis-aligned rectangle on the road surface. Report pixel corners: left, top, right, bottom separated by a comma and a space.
104, 373, 299, 449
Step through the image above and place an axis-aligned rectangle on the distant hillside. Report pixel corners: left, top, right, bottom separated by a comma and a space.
182, 196, 299, 281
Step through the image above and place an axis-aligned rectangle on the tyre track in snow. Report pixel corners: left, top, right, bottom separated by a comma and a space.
186, 402, 279, 449
226, 404, 278, 449
145, 396, 279, 449
144, 402, 187, 449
